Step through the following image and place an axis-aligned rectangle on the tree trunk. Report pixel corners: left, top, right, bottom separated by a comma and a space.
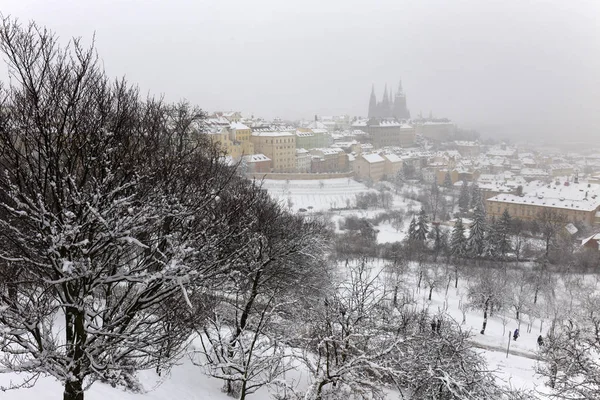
64, 304, 87, 400
534, 287, 539, 304
549, 364, 557, 389
240, 379, 247, 400
63, 379, 84, 400
454, 268, 459, 288
481, 298, 489, 334
428, 286, 433, 301
417, 271, 423, 289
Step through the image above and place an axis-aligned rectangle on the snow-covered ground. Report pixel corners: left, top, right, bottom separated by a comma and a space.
0, 356, 229, 400
259, 178, 422, 215
0, 178, 570, 399
259, 178, 373, 211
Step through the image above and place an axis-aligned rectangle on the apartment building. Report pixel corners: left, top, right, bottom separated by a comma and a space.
486, 180, 600, 225
353, 153, 385, 182
250, 131, 297, 172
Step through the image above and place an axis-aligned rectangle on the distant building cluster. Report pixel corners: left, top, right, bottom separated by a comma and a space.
201, 86, 600, 228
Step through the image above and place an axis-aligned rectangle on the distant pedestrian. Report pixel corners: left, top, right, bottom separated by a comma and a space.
436, 318, 442, 334
431, 318, 437, 333
537, 335, 544, 346
513, 328, 520, 341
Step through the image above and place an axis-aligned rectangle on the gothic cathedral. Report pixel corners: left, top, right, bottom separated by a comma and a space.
368, 81, 410, 120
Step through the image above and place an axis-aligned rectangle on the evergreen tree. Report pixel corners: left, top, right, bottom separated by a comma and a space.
403, 163, 416, 180
450, 217, 467, 257
416, 208, 429, 241
408, 216, 417, 240
433, 223, 448, 259
443, 171, 453, 189
429, 180, 441, 221
496, 209, 512, 258
458, 180, 470, 213
470, 183, 482, 210
395, 168, 405, 185
482, 217, 498, 259
467, 205, 487, 257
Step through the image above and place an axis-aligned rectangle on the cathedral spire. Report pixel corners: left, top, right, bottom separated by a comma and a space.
368, 84, 377, 118
381, 84, 391, 118
393, 79, 409, 120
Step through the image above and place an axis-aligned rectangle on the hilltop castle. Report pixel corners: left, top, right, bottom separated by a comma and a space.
368, 81, 410, 120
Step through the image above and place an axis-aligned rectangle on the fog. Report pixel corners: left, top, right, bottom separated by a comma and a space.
2, 0, 599, 143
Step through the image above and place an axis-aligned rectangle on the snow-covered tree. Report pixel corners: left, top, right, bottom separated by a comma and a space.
295, 260, 402, 400
197, 192, 329, 398
423, 264, 445, 301
415, 208, 429, 241
496, 209, 513, 258
450, 217, 467, 258
291, 260, 513, 400
466, 205, 487, 258
538, 209, 567, 260
470, 182, 482, 210
0, 18, 255, 400
458, 180, 470, 213
443, 171, 453, 189
507, 270, 533, 324
482, 217, 499, 259
408, 216, 417, 240
537, 294, 600, 398
432, 223, 448, 261
428, 180, 441, 221
468, 269, 508, 334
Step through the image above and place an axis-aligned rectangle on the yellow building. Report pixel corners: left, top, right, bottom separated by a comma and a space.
353, 153, 385, 182
250, 131, 296, 172
207, 127, 242, 158
230, 122, 254, 156
381, 153, 403, 179
486, 181, 600, 225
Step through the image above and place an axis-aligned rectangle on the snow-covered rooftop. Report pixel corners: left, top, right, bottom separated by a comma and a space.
382, 153, 402, 163
487, 180, 600, 212
361, 153, 385, 164
244, 153, 271, 162
251, 131, 294, 137
230, 122, 250, 130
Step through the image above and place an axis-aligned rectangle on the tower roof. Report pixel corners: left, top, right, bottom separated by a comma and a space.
397, 80, 404, 95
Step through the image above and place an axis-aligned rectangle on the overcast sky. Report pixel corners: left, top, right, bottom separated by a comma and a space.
2, 0, 599, 143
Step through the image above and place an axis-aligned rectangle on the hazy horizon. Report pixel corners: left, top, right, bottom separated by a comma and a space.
2, 0, 599, 142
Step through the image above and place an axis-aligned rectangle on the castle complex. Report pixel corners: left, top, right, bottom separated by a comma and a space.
368, 81, 410, 120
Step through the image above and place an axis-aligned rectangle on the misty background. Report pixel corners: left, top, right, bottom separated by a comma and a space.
1, 0, 599, 144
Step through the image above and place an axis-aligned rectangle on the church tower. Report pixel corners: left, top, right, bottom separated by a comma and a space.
393, 80, 410, 120
368, 84, 377, 118
381, 84, 391, 118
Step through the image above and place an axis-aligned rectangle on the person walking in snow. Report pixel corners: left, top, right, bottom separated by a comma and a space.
537, 335, 544, 346
513, 328, 520, 341
431, 318, 437, 333
436, 318, 442, 334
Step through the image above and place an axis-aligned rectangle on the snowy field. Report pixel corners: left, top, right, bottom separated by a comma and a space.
259, 178, 375, 211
